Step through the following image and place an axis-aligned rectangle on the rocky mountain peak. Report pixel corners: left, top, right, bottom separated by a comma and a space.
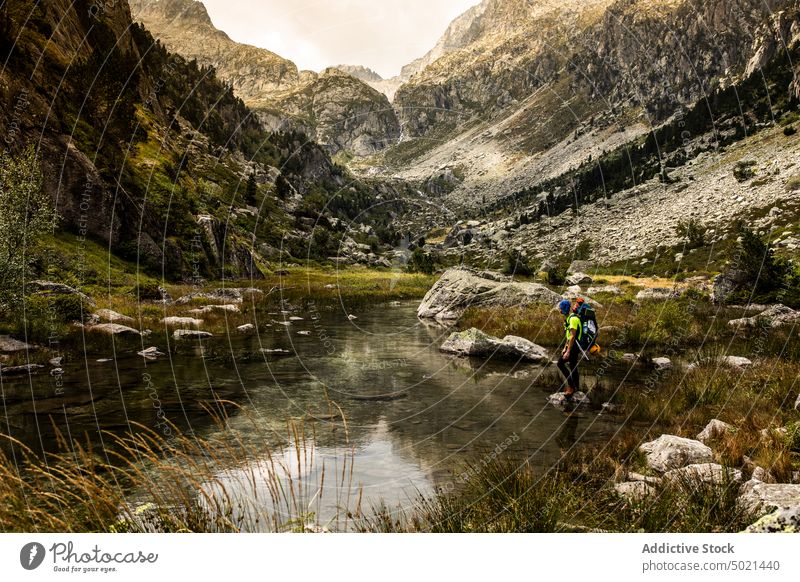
335, 65, 384, 83
131, 0, 300, 98
130, 0, 215, 28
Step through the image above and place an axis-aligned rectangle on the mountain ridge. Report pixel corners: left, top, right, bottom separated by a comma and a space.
131, 0, 400, 157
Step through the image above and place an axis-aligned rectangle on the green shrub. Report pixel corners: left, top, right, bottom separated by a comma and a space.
503, 249, 532, 277
129, 281, 164, 301
574, 239, 593, 261
726, 227, 798, 305
407, 248, 435, 275
546, 263, 568, 286
785, 422, 800, 453
675, 219, 706, 249
733, 161, 757, 182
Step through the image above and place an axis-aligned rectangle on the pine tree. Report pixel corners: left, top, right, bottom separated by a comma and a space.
245, 173, 258, 207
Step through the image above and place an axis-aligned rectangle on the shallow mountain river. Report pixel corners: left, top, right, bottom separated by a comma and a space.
2, 302, 628, 529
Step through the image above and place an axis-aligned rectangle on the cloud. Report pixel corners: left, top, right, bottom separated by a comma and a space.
200, 0, 480, 78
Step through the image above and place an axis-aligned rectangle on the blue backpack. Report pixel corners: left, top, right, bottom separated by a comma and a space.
575, 303, 599, 351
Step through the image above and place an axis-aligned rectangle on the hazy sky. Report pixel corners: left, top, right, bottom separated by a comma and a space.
201, 0, 480, 78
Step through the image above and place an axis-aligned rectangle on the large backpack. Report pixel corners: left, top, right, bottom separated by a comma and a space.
575, 303, 599, 351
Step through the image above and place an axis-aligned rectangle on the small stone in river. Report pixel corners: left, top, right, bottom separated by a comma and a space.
297, 331, 312, 336
651, 357, 673, 371
348, 314, 358, 320
138, 347, 165, 359
237, 324, 255, 334
548, 391, 589, 407
161, 317, 203, 328
49, 357, 63, 367
0, 336, 34, 352
90, 323, 141, 337
173, 329, 213, 340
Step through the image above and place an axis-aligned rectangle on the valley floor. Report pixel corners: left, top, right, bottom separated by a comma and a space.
1, 266, 798, 533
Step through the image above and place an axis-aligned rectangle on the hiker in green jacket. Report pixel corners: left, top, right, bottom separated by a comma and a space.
557, 299, 581, 399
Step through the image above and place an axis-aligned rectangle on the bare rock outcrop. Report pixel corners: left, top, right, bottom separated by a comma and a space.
417, 268, 561, 321
440, 328, 550, 363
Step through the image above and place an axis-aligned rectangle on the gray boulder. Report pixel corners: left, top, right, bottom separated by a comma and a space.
173, 330, 213, 340
0, 363, 45, 376
89, 323, 141, 337
568, 261, 594, 275
587, 285, 622, 296
664, 463, 742, 486
566, 272, 593, 286
95, 309, 134, 324
738, 481, 800, 513
137, 347, 165, 360
697, 419, 735, 444
636, 288, 679, 302
652, 357, 673, 371
418, 268, 561, 321
440, 328, 550, 363
174, 287, 263, 305
712, 270, 748, 304
687, 356, 753, 371
639, 435, 713, 473
614, 481, 655, 502
0, 336, 34, 352
237, 324, 256, 334
626, 472, 662, 486
188, 304, 241, 315
744, 507, 800, 533
28, 280, 95, 306
161, 317, 203, 328
728, 304, 800, 329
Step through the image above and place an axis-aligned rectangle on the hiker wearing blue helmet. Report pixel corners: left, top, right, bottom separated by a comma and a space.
557, 299, 581, 400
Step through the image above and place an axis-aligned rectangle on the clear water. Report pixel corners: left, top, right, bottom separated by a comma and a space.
2, 302, 622, 528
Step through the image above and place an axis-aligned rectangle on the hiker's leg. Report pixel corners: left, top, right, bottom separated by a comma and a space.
557, 357, 570, 385
569, 350, 580, 391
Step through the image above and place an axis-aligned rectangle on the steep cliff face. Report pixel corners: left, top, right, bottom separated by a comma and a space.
394, 0, 795, 140
382, 0, 800, 210
0, 0, 346, 280
394, 0, 613, 138
255, 68, 401, 157
579, 0, 792, 119
131, 0, 400, 156
130, 0, 299, 97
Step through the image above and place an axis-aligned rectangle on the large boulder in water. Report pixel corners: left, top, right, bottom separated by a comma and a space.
440, 328, 550, 363
418, 268, 561, 321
